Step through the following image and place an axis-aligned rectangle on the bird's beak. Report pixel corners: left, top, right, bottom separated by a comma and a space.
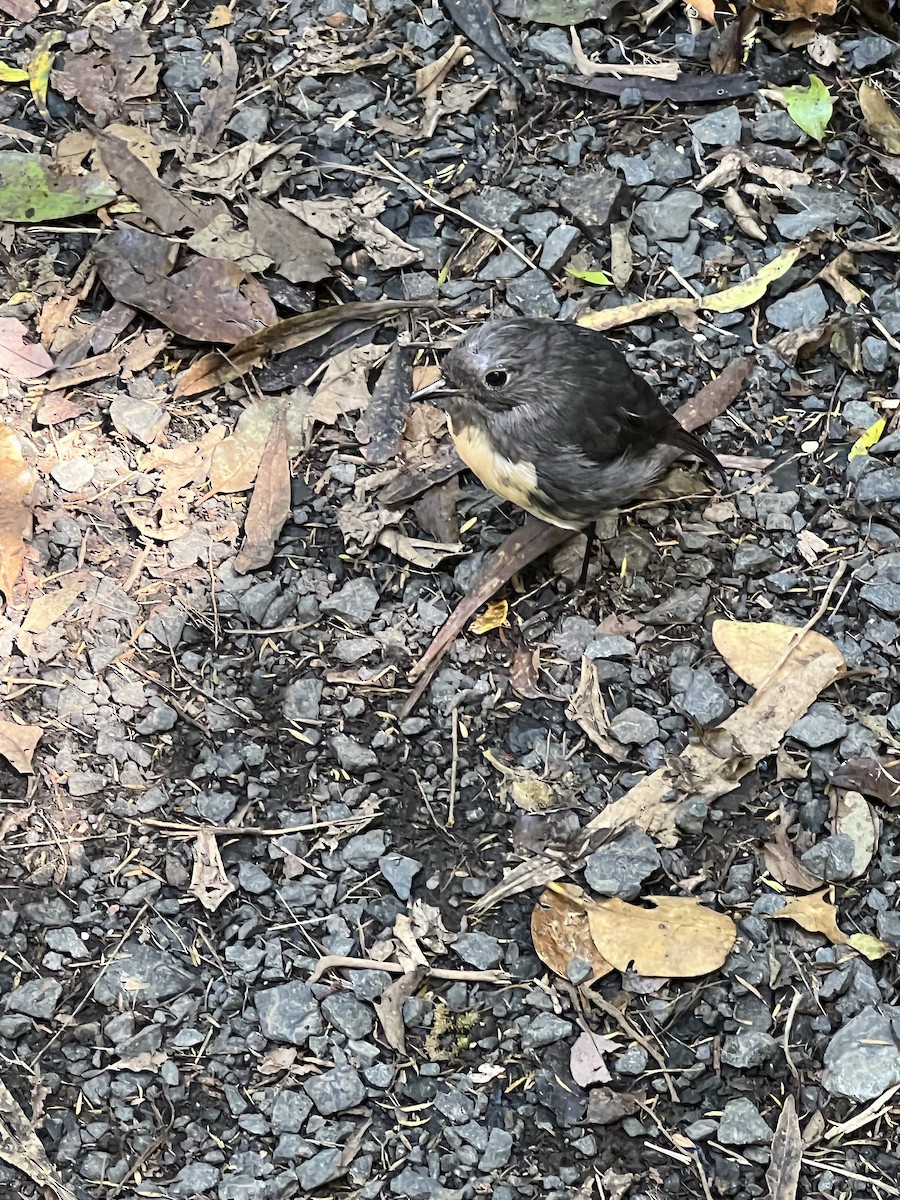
410, 377, 456, 403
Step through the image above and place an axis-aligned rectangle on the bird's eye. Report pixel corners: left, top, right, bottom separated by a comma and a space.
485, 369, 508, 389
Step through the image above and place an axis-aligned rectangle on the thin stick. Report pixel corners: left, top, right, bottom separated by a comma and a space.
373, 151, 537, 273
590, 995, 679, 1104
308, 953, 507, 985
757, 560, 848, 691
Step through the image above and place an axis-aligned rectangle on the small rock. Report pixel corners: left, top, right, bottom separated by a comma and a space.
146, 606, 187, 649
521, 1012, 574, 1050
678, 666, 732, 725
477, 248, 529, 281
608, 151, 654, 186
843, 400, 881, 430
321, 992, 375, 1039
690, 106, 742, 146
633, 190, 702, 242
460, 187, 525, 230
850, 35, 895, 69
773, 186, 862, 239
585, 635, 636, 659
733, 542, 780, 574
717, 1098, 772, 1146
109, 396, 169, 444
766, 284, 829, 330
506, 268, 560, 317
256, 981, 323, 1045
298, 1149, 343, 1191
379, 853, 421, 901
823, 1004, 900, 1100
643, 140, 694, 185
789, 701, 849, 748
330, 734, 378, 772
584, 830, 660, 900
800, 833, 855, 882
303, 1066, 366, 1115
479, 1128, 513, 1171
453, 931, 503, 970
341, 830, 388, 869
5, 978, 62, 1019
609, 707, 659, 746
526, 27, 576, 65
539, 223, 581, 272
644, 584, 710, 625
559, 166, 629, 238
860, 582, 900, 616
227, 104, 269, 141
862, 337, 888, 373
321, 577, 379, 627
283, 677, 324, 721
856, 467, 900, 503
50, 457, 95, 491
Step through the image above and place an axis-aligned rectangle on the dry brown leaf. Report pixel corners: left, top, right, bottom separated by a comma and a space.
763, 806, 822, 891
565, 657, 630, 761
753, 0, 836, 17
483, 749, 556, 811
712, 619, 839, 689
724, 187, 766, 240
830, 756, 900, 807
673, 354, 756, 432
234, 407, 291, 574
582, 890, 736, 978
531, 886, 613, 985
818, 250, 865, 306
0, 424, 34, 602
21, 575, 87, 634
209, 394, 308, 494
769, 320, 836, 365
283, 186, 422, 271
376, 529, 464, 569
609, 220, 633, 290
188, 829, 236, 912
0, 719, 43, 773
584, 1087, 643, 1125
0, 1076, 78, 1200
308, 345, 382, 425
190, 36, 237, 154
374, 968, 426, 1055
768, 891, 888, 959
859, 82, 900, 156
766, 1095, 802, 1200
51, 22, 160, 120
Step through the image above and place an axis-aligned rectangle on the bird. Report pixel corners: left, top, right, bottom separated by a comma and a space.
412, 318, 721, 587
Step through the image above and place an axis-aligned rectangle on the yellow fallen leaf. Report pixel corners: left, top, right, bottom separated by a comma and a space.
27, 31, 64, 124
584, 892, 737, 978
0, 61, 29, 83
470, 599, 509, 634
712, 619, 842, 690
848, 417, 886, 460
579, 243, 806, 333
768, 888, 843, 941
847, 932, 891, 961
859, 82, 900, 156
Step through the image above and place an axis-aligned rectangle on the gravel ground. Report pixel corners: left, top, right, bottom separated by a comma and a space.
2, 2, 900, 1199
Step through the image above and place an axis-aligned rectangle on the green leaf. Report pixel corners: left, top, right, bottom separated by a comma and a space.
567, 267, 612, 285
0, 152, 117, 223
781, 74, 832, 143
0, 61, 29, 83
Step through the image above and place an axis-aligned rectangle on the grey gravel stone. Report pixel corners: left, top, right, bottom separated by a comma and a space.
321, 577, 379, 626
856, 467, 900, 503
677, 666, 733, 725
721, 1029, 778, 1068
460, 187, 526, 229
773, 186, 862, 239
527, 27, 576, 65
634, 190, 702, 242
271, 1089, 313, 1134
342, 830, 388, 869
479, 1128, 514, 1170
717, 1098, 772, 1145
766, 284, 828, 330
51, 457, 94, 491
298, 1149, 343, 1190
95, 942, 196, 1007
45, 927, 89, 959
477, 248, 529, 281
303, 1065, 365, 1114
733, 542, 780, 574
505, 268, 560, 317
146, 606, 187, 649
559, 166, 629, 238
379, 852, 421, 900
256, 982, 323, 1045
789, 701, 849, 748
5, 977, 62, 1018
330, 733, 378, 772
170, 1163, 221, 1195
823, 1005, 900, 1100
608, 151, 654, 186
843, 400, 881, 429
227, 104, 269, 141
643, 140, 694, 184
283, 677, 324, 721
109, 396, 169, 444
453, 931, 503, 969
609, 706, 659, 746
237, 861, 272, 894
585, 634, 636, 659
584, 830, 660, 900
521, 1012, 574, 1050
800, 833, 856, 882
690, 106, 742, 145
861, 582, 900, 616
684, 1119, 718, 1141
321, 992, 375, 1039
644, 584, 710, 624
539, 223, 581, 271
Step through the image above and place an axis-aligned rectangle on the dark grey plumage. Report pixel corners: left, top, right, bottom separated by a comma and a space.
438, 317, 720, 529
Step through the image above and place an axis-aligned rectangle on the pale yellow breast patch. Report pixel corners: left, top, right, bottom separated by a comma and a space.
449, 417, 579, 528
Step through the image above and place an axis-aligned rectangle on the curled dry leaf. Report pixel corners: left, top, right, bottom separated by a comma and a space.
376, 529, 464, 569
585, 1086, 644, 1125
581, 890, 737, 979
188, 828, 236, 912
531, 885, 613, 985
0, 1076, 78, 1200
859, 82, 900, 156
763, 806, 822, 891
578, 243, 806, 333
768, 888, 890, 960
830, 756, 900, 807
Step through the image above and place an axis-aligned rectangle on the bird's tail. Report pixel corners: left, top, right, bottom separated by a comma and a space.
668, 424, 723, 477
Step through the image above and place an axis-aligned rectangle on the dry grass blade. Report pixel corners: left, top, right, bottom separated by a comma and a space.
766, 1096, 802, 1200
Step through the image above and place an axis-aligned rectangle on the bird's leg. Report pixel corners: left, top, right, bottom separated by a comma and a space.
577, 521, 597, 591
